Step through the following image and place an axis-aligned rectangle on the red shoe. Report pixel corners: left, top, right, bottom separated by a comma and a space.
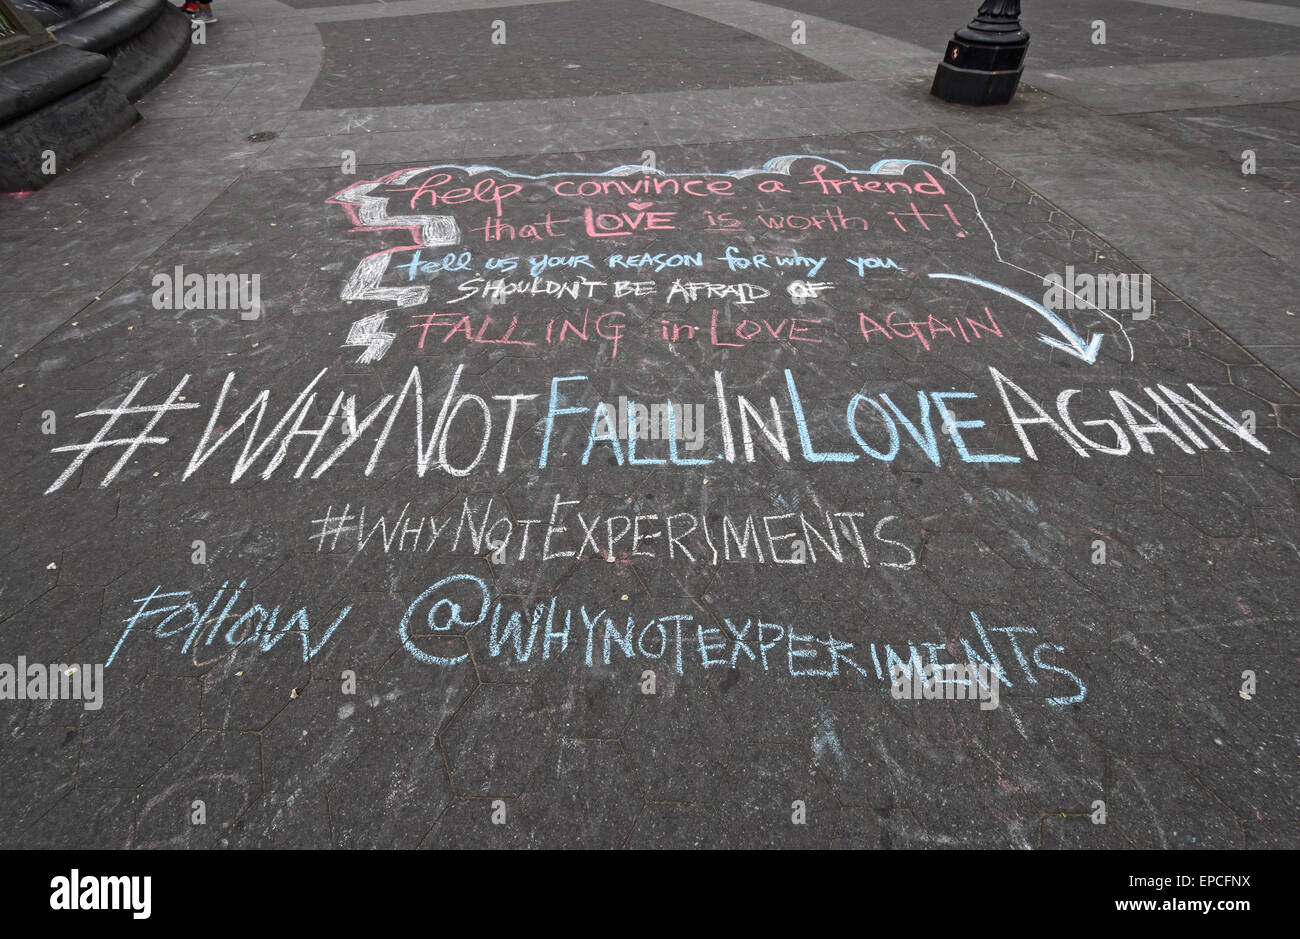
180, 2, 199, 12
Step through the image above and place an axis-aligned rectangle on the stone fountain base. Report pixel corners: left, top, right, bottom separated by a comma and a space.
0, 0, 190, 191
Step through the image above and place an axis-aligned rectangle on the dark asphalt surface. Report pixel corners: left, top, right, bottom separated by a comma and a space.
0, 0, 1296, 849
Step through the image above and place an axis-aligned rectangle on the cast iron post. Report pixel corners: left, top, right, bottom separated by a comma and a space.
931, 0, 1029, 106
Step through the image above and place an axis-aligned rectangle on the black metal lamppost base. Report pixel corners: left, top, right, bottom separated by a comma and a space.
931, 0, 1029, 106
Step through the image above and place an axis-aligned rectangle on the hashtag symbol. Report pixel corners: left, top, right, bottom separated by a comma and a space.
46, 374, 199, 494
310, 504, 356, 551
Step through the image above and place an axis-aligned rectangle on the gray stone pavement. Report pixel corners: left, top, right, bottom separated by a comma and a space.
0, 0, 1296, 848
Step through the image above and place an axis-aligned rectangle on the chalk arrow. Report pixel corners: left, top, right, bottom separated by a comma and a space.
344, 312, 396, 364
928, 273, 1104, 364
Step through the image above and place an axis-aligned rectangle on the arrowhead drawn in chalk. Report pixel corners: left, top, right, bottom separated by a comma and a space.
344, 311, 397, 365
1037, 331, 1104, 364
